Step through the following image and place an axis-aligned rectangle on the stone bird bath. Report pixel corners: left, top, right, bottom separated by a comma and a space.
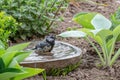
21, 41, 82, 71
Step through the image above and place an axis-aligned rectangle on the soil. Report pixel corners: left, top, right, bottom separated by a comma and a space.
25, 0, 120, 80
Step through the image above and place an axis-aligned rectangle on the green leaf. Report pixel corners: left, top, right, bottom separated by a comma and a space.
0, 68, 22, 73
115, 7, 120, 20
73, 12, 88, 18
14, 51, 31, 63
21, 23, 26, 29
81, 28, 103, 45
0, 40, 5, 50
20, 35, 27, 40
90, 29, 101, 35
96, 29, 112, 40
8, 59, 21, 69
117, 35, 120, 41
91, 14, 112, 30
0, 58, 5, 70
6, 42, 30, 52
0, 49, 5, 56
0, 68, 23, 80
58, 31, 86, 37
73, 12, 97, 29
96, 29, 113, 50
13, 68, 44, 80
113, 25, 120, 39
2, 51, 17, 67
110, 14, 120, 30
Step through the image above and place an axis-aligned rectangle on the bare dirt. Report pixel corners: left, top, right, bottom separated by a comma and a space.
25, 0, 120, 80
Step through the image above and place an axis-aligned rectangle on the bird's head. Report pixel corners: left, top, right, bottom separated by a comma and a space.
45, 35, 56, 44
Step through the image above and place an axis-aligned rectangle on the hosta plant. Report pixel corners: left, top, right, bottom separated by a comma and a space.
0, 41, 44, 80
59, 12, 120, 67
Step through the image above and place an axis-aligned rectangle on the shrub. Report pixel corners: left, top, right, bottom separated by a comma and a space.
0, 41, 44, 80
0, 0, 66, 40
59, 12, 120, 67
0, 12, 18, 47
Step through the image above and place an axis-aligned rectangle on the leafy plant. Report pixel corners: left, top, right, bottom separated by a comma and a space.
0, 41, 44, 80
0, 0, 67, 40
110, 7, 120, 41
0, 12, 18, 47
59, 12, 120, 67
110, 7, 120, 30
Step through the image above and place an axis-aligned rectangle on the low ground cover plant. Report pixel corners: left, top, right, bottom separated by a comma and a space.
0, 0, 67, 40
59, 12, 120, 67
0, 41, 44, 80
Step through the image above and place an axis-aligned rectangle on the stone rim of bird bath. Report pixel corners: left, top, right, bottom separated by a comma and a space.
20, 41, 82, 71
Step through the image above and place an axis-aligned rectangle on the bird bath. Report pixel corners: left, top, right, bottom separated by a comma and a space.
21, 41, 82, 71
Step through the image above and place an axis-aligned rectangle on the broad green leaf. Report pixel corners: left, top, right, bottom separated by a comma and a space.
0, 49, 5, 56
0, 68, 22, 73
2, 52, 17, 67
73, 12, 88, 18
0, 68, 23, 80
13, 68, 44, 80
91, 14, 112, 30
6, 42, 30, 52
113, 25, 120, 38
96, 29, 112, 40
73, 12, 97, 29
58, 31, 86, 37
0, 58, 5, 70
8, 59, 21, 69
90, 29, 101, 35
14, 51, 31, 63
81, 28, 102, 45
96, 29, 112, 47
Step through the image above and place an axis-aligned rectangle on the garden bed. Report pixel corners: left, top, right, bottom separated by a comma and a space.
25, 0, 120, 80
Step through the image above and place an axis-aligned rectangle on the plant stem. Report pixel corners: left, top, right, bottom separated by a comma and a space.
108, 38, 115, 66
102, 41, 109, 66
109, 37, 118, 66
110, 48, 120, 66
85, 36, 105, 65
47, 0, 64, 30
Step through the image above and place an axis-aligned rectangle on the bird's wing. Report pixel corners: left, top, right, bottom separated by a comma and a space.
38, 41, 48, 48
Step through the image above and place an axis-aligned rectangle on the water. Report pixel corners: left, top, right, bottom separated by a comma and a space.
23, 41, 80, 63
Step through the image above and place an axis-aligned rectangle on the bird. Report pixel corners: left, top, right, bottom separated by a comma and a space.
32, 35, 56, 55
